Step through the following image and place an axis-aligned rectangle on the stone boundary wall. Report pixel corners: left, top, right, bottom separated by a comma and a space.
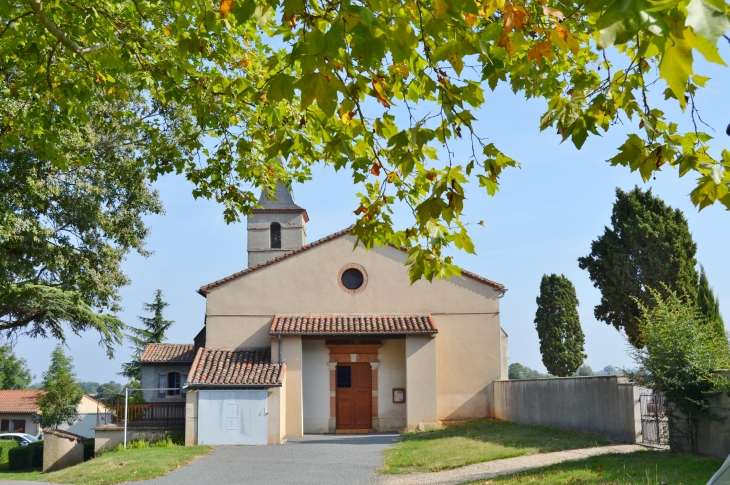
92, 426, 175, 452
493, 375, 645, 443
672, 390, 730, 460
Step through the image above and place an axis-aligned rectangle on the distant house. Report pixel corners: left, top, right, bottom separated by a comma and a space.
0, 390, 42, 436
0, 390, 109, 438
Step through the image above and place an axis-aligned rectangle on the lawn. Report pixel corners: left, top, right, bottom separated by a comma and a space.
380, 419, 612, 474
0, 445, 213, 485
463, 450, 721, 485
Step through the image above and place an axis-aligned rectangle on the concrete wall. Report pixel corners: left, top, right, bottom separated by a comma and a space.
0, 413, 39, 436
185, 390, 198, 446
500, 328, 508, 381
206, 315, 272, 350
406, 335, 439, 430
43, 431, 84, 472
672, 391, 730, 460
493, 376, 644, 443
282, 336, 303, 436
206, 236, 500, 318
266, 385, 286, 444
59, 414, 99, 438
378, 339, 407, 431
302, 340, 330, 433
94, 427, 171, 452
248, 212, 306, 267
435, 314, 502, 421
140, 363, 192, 403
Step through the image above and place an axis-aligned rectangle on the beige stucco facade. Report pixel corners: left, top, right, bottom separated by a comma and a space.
197, 232, 506, 438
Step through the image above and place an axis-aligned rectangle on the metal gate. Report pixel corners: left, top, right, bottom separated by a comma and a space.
640, 393, 669, 445
198, 390, 268, 445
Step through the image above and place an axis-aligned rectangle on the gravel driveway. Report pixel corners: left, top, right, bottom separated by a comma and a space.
142, 433, 400, 485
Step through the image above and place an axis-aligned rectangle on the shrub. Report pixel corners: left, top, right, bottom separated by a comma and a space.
0, 439, 19, 463
28, 442, 43, 468
8, 446, 32, 471
84, 439, 95, 461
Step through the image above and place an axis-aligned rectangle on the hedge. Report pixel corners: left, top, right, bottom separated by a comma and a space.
84, 439, 95, 461
0, 440, 19, 464
8, 441, 43, 470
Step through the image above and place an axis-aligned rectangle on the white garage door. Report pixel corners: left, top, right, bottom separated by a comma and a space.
198, 390, 268, 445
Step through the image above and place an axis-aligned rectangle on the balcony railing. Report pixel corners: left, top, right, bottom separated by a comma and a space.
97, 401, 185, 430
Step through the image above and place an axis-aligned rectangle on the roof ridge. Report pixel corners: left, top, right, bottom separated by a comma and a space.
197, 226, 504, 295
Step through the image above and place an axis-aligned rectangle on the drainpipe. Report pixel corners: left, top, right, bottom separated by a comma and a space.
278, 334, 282, 365
498, 289, 508, 299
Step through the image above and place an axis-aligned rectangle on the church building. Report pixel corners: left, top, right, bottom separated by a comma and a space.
140, 184, 508, 445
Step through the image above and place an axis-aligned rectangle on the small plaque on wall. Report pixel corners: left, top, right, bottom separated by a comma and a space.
392, 388, 405, 403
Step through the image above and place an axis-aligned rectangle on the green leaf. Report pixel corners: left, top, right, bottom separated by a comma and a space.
294, 72, 338, 116
685, 0, 730, 43
268, 74, 297, 102
595, 0, 668, 48
659, 26, 694, 109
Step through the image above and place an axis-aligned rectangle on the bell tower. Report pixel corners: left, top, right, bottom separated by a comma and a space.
247, 183, 308, 267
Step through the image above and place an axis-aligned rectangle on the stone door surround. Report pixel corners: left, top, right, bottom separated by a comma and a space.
326, 344, 381, 433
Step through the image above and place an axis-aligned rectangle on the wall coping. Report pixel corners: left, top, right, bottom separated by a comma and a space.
494, 375, 629, 383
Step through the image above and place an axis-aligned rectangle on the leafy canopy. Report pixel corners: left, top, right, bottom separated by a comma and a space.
578, 187, 698, 346
0, 345, 33, 390
1, 0, 728, 281
0, 103, 164, 356
121, 289, 174, 383
508, 362, 550, 379
36, 344, 84, 429
628, 288, 730, 453
534, 273, 586, 377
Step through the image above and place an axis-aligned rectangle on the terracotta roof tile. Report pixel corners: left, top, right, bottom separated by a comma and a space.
187, 348, 285, 387
198, 227, 505, 295
270, 314, 438, 335
0, 390, 42, 413
140, 343, 196, 363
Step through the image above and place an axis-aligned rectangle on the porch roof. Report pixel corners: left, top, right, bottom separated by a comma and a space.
269, 314, 438, 336
187, 347, 285, 388
140, 343, 196, 363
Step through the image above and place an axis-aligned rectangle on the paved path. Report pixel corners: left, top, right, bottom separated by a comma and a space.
379, 444, 646, 485
142, 433, 400, 485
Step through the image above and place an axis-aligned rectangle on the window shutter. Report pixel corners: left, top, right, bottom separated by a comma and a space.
181, 373, 188, 396
158, 373, 166, 397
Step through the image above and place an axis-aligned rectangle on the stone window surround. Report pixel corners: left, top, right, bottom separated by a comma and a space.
337, 263, 368, 294
325, 344, 381, 432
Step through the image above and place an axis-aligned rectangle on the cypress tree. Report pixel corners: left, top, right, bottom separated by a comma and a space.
535, 274, 586, 377
121, 289, 174, 382
578, 187, 698, 346
697, 265, 726, 342
36, 345, 84, 429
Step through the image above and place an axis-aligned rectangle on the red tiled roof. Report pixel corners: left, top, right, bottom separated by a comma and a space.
187, 348, 285, 387
198, 227, 505, 294
0, 390, 42, 413
270, 315, 438, 335
140, 343, 196, 363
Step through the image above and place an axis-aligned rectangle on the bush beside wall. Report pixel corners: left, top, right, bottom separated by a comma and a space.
84, 439, 95, 461
0, 440, 19, 463
8, 442, 43, 470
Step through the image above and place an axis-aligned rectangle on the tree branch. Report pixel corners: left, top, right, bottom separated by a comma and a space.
0, 12, 33, 39
46, 40, 60, 90
27, 0, 106, 55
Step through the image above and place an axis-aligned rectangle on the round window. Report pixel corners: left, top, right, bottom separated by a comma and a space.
337, 264, 368, 294
341, 268, 364, 290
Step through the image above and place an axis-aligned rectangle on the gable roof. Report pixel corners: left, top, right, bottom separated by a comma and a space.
187, 347, 285, 388
253, 183, 309, 222
270, 315, 438, 336
0, 390, 42, 414
198, 227, 505, 295
140, 343, 196, 363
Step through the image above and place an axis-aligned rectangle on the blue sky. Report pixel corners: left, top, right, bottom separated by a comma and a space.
16, 45, 730, 385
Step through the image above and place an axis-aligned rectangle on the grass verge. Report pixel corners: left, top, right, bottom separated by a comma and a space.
0, 445, 213, 484
462, 450, 721, 485
380, 419, 612, 474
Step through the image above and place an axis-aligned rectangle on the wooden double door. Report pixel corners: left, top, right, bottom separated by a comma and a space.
335, 363, 372, 431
